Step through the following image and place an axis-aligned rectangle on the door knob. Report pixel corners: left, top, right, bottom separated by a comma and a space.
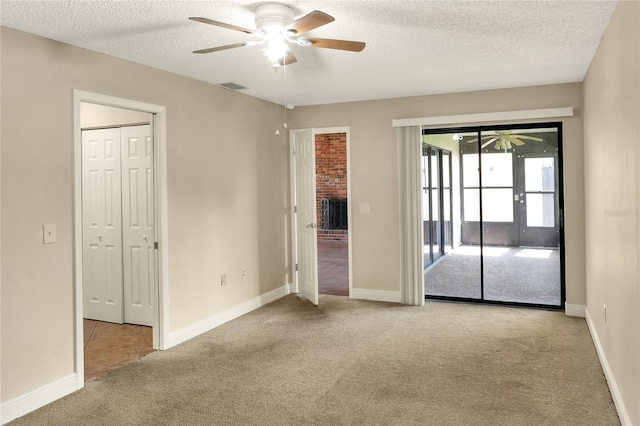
143, 236, 148, 241
97, 234, 102, 241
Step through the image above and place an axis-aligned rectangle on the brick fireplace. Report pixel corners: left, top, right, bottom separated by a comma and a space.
315, 132, 348, 244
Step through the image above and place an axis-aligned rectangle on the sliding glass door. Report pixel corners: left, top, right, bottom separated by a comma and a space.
423, 123, 564, 308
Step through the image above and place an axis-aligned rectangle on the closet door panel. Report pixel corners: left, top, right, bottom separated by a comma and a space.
121, 125, 155, 326
82, 128, 124, 323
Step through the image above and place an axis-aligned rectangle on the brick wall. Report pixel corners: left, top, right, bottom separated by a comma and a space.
315, 133, 348, 244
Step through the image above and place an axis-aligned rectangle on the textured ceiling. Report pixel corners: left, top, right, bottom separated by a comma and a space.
0, 1, 618, 107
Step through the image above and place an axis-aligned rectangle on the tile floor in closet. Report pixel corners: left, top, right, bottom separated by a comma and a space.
83, 319, 154, 381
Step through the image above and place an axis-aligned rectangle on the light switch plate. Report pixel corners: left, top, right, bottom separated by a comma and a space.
43, 224, 56, 244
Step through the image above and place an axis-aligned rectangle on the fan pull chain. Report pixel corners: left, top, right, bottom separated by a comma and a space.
283, 60, 288, 130
274, 65, 280, 136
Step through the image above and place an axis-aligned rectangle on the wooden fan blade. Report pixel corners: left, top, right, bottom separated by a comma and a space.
287, 10, 334, 35
279, 52, 298, 66
482, 137, 500, 148
193, 42, 251, 54
189, 17, 260, 35
513, 135, 543, 142
508, 136, 525, 146
300, 37, 365, 52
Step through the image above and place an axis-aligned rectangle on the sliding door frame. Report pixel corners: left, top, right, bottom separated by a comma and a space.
423, 121, 566, 310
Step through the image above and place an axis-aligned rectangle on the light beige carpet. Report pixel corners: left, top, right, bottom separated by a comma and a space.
9, 295, 619, 425
425, 247, 561, 305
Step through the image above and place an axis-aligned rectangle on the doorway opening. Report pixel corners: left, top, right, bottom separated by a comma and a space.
423, 123, 565, 308
315, 132, 350, 296
80, 104, 156, 379
74, 91, 169, 386
290, 126, 352, 305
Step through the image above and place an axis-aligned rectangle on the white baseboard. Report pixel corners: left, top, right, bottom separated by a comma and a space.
564, 302, 586, 317
585, 307, 631, 425
168, 284, 291, 348
351, 288, 402, 303
0, 374, 79, 425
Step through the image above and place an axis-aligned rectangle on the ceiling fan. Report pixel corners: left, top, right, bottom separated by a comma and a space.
189, 3, 366, 66
467, 130, 544, 151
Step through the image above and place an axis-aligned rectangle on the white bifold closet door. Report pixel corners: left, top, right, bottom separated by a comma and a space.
82, 125, 155, 326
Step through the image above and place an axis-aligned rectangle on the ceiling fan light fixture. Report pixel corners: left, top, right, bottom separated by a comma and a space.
263, 48, 291, 63
262, 35, 290, 62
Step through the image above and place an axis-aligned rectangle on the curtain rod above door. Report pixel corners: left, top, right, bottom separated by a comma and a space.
392, 107, 574, 128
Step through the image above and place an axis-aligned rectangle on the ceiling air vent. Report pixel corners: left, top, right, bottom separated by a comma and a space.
218, 82, 247, 91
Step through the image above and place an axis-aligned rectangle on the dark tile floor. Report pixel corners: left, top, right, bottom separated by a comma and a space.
318, 243, 349, 296
83, 319, 154, 381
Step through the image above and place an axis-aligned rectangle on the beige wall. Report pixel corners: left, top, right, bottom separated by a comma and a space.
0, 27, 287, 402
583, 1, 640, 424
289, 84, 586, 303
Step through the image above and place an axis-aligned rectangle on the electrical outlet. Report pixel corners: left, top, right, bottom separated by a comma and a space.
241, 268, 247, 279
221, 274, 227, 286
603, 304, 607, 323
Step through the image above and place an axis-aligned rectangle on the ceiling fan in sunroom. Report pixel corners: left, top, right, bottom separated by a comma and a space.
189, 3, 366, 66
467, 130, 544, 151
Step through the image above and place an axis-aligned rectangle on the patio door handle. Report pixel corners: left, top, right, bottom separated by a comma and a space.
305, 223, 315, 229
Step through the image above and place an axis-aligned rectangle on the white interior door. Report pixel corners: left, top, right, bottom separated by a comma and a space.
121, 125, 155, 326
292, 129, 319, 305
82, 128, 124, 323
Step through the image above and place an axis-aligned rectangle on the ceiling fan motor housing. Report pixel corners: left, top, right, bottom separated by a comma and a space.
254, 3, 295, 33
